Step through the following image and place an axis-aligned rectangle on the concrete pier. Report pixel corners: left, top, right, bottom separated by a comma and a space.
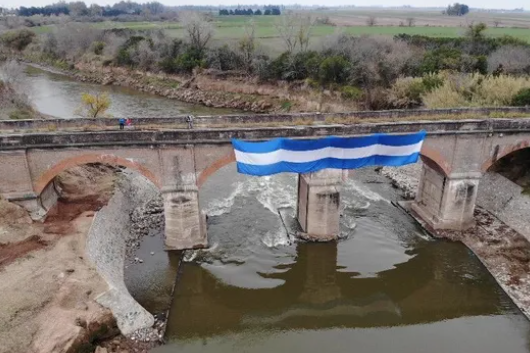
163, 186, 207, 250
411, 161, 480, 231
297, 170, 346, 241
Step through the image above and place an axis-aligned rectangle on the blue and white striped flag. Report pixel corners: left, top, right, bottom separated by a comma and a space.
232, 131, 426, 176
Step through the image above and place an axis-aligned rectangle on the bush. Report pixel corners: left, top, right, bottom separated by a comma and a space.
0, 29, 36, 51
207, 45, 242, 71
318, 56, 350, 87
340, 85, 363, 100
512, 88, 530, 106
387, 77, 426, 108
422, 73, 530, 108
488, 46, 530, 75
174, 48, 205, 73
92, 41, 105, 55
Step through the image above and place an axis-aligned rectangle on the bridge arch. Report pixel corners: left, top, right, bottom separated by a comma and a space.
196, 145, 450, 188
34, 153, 160, 195
481, 140, 530, 172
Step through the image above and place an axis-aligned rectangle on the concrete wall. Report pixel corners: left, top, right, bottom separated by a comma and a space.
86, 170, 158, 335
2, 107, 530, 132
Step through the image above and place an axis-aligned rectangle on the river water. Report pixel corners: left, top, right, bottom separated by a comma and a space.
24, 68, 530, 352
23, 66, 235, 118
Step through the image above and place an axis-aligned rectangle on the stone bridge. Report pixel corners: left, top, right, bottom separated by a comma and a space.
2, 115, 530, 249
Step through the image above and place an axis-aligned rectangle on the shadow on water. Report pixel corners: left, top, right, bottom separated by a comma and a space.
153, 167, 530, 353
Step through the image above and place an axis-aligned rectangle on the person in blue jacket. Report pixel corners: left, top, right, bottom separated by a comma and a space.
119, 117, 126, 130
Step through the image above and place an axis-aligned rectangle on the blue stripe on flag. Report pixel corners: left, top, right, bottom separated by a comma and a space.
231, 131, 426, 154
236, 153, 421, 176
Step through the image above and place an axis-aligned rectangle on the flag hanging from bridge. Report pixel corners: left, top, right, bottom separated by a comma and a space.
232, 131, 426, 176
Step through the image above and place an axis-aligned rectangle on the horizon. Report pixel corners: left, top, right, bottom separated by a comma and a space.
0, 1, 526, 11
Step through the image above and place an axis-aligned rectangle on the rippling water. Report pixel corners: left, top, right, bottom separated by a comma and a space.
151, 166, 530, 353
32, 62, 530, 352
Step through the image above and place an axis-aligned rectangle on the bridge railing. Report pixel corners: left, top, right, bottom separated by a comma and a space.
1, 107, 530, 133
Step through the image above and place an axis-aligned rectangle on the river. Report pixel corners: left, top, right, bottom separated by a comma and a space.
23, 66, 236, 118
25, 67, 530, 352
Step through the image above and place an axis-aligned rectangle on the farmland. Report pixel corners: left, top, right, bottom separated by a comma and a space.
31, 7, 530, 54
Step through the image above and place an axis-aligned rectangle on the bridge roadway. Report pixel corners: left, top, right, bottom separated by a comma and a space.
2, 112, 530, 249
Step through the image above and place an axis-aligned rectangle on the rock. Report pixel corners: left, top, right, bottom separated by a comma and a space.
66, 268, 75, 273
150, 252, 155, 256
95, 347, 108, 353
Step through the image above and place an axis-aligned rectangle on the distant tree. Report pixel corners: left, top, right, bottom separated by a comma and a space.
68, 1, 88, 16
255, 9, 262, 15
367, 16, 376, 26
238, 20, 256, 73
445, 3, 470, 16
406, 17, 415, 27
229, 9, 234, 15
183, 12, 215, 56
264, 9, 272, 15
275, 12, 315, 53
466, 22, 487, 41
493, 20, 501, 27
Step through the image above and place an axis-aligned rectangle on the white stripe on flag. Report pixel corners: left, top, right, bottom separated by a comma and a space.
234, 141, 423, 166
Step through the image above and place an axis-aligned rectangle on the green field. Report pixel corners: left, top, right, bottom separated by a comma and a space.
31, 10, 530, 54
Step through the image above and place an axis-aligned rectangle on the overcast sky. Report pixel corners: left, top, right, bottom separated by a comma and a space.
0, 0, 526, 10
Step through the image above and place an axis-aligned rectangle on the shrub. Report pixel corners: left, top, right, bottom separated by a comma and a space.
318, 56, 350, 86
421, 73, 444, 91
92, 41, 105, 55
387, 77, 425, 108
488, 46, 530, 75
77, 91, 111, 118
0, 29, 36, 51
207, 45, 242, 71
512, 88, 530, 106
174, 48, 205, 73
340, 85, 363, 100
422, 73, 530, 108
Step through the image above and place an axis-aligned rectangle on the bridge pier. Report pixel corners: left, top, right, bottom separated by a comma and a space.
411, 161, 480, 231
297, 170, 346, 241
163, 186, 207, 250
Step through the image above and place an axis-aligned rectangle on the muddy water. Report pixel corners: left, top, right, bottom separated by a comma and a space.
22, 66, 236, 118
148, 166, 530, 353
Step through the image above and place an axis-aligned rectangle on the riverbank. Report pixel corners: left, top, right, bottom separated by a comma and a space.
0, 165, 175, 353
23, 58, 357, 114
381, 164, 530, 320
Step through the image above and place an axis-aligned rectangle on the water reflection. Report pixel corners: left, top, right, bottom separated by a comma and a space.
157, 167, 530, 353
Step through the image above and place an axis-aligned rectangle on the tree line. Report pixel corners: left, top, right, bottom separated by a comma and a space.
17, 1, 167, 17
444, 3, 470, 16
219, 6, 281, 16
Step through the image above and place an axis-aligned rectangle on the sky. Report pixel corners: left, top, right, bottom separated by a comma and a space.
0, 0, 526, 10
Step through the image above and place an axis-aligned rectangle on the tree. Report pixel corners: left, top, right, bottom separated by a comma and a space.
275, 12, 314, 53
367, 16, 376, 26
406, 17, 415, 27
78, 92, 111, 118
238, 20, 257, 73
182, 12, 215, 56
445, 3, 470, 16
466, 22, 487, 41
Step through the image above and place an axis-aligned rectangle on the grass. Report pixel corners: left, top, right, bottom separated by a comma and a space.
31, 11, 530, 46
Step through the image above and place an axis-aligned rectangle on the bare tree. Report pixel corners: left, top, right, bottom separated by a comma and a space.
493, 20, 501, 28
275, 12, 315, 53
406, 17, 415, 27
275, 12, 299, 53
297, 15, 315, 52
238, 20, 256, 74
182, 12, 215, 55
366, 16, 376, 26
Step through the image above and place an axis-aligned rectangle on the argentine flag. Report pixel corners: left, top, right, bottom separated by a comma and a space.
232, 131, 426, 176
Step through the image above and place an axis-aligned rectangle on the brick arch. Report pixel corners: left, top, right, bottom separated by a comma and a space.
482, 140, 530, 172
197, 150, 236, 188
419, 145, 451, 177
197, 145, 450, 187
34, 153, 160, 195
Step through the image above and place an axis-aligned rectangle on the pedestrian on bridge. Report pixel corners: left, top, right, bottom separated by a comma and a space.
119, 117, 126, 130
186, 115, 194, 129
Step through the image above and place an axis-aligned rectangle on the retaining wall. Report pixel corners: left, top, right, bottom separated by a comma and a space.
86, 170, 159, 335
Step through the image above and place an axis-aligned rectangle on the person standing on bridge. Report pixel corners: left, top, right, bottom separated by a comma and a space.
119, 117, 126, 130
186, 115, 194, 129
